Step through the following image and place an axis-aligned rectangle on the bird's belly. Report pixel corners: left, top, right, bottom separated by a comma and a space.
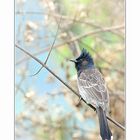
78, 86, 108, 110
78, 86, 98, 107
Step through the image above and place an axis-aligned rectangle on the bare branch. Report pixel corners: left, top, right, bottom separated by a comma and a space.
15, 44, 125, 131
16, 24, 124, 65
16, 11, 125, 38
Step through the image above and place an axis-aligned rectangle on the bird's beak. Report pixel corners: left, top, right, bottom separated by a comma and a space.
69, 59, 77, 63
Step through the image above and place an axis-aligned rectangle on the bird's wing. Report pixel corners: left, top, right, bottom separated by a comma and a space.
78, 68, 109, 109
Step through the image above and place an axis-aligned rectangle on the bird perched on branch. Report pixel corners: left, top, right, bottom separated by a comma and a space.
70, 48, 113, 140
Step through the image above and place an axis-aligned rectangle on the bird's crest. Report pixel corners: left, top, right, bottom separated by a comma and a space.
76, 48, 92, 61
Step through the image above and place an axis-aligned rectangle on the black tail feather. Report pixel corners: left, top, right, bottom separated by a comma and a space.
96, 107, 112, 140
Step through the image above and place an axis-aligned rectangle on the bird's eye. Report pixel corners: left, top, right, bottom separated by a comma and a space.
77, 58, 82, 62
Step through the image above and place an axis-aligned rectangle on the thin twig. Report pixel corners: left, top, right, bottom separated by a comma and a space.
15, 11, 106, 27
16, 11, 124, 38
16, 25, 124, 65
15, 44, 125, 131
29, 16, 62, 76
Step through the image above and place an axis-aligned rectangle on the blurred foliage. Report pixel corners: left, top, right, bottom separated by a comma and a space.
15, 0, 125, 140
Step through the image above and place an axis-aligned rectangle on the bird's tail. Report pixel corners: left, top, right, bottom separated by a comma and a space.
96, 107, 113, 140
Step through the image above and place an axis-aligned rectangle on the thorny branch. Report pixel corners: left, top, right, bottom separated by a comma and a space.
15, 44, 125, 131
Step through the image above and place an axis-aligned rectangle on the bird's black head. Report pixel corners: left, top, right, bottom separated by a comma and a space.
70, 48, 94, 72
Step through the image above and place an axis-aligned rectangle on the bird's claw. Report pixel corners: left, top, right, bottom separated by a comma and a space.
76, 96, 82, 107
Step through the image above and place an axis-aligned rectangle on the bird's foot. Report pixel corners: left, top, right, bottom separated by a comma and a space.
76, 96, 82, 107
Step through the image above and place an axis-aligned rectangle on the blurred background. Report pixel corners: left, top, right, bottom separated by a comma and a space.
15, 0, 125, 140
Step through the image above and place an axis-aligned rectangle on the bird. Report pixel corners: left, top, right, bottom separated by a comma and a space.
70, 48, 113, 140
